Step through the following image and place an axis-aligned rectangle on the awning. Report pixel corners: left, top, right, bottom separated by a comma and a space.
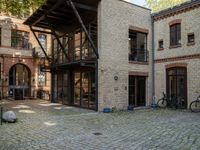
24, 0, 100, 32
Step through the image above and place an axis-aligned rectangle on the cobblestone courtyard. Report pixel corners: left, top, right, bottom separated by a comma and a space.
0, 100, 200, 150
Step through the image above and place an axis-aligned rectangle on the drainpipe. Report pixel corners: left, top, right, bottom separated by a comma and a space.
151, 17, 156, 107
2, 55, 5, 99
0, 55, 3, 99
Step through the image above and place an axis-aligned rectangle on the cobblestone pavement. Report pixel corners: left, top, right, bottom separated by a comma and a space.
0, 100, 200, 150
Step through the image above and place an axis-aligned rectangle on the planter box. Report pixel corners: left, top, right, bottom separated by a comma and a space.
103, 108, 111, 113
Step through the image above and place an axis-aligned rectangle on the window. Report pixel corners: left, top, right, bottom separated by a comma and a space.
170, 23, 181, 46
38, 34, 47, 50
187, 33, 195, 44
11, 30, 30, 49
38, 66, 46, 86
129, 30, 147, 62
158, 40, 164, 50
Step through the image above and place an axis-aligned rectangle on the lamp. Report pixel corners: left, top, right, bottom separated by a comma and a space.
114, 76, 118, 81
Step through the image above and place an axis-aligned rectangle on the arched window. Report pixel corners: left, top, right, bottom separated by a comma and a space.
170, 23, 181, 46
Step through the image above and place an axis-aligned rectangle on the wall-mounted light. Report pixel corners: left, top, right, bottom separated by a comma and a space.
114, 76, 118, 81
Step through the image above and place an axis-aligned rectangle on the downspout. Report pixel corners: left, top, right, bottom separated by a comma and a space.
2, 55, 5, 99
151, 16, 156, 107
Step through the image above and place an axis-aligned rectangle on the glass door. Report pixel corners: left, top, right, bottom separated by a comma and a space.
73, 71, 96, 109
63, 73, 70, 105
129, 76, 146, 107
74, 72, 81, 106
167, 67, 187, 108
137, 77, 146, 106
9, 64, 31, 100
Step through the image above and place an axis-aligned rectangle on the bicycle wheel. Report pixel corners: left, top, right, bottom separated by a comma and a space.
157, 99, 167, 108
190, 101, 200, 112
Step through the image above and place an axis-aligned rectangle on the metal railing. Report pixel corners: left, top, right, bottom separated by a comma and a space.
32, 47, 51, 58
129, 48, 148, 62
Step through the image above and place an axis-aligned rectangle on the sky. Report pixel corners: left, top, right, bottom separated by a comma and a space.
125, 0, 146, 6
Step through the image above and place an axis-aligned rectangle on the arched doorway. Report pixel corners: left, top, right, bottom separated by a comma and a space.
9, 64, 31, 100
166, 67, 187, 109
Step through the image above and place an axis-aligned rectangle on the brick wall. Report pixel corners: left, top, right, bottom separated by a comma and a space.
98, 0, 153, 110
154, 5, 200, 108
0, 16, 51, 99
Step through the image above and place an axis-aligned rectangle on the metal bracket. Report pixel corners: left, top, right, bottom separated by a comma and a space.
67, 0, 99, 59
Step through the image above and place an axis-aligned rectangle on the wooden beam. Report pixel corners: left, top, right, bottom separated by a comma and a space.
32, 0, 63, 26
31, 28, 53, 34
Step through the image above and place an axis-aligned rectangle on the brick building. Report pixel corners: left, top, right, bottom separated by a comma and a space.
22, 0, 200, 111
0, 16, 51, 100
153, 0, 200, 109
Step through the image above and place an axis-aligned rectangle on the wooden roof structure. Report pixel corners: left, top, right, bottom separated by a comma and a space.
24, 0, 100, 32
24, 0, 100, 62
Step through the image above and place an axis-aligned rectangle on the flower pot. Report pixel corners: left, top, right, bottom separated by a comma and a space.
128, 105, 134, 111
103, 108, 111, 113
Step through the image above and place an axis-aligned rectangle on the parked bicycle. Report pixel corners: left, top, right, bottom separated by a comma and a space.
189, 95, 200, 112
157, 92, 168, 108
157, 92, 183, 108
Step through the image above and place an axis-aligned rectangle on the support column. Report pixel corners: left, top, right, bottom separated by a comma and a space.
51, 71, 55, 103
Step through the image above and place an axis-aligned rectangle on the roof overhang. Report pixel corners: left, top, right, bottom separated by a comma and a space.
24, 0, 100, 33
152, 0, 200, 21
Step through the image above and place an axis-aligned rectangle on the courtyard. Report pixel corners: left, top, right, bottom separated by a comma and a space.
0, 100, 200, 150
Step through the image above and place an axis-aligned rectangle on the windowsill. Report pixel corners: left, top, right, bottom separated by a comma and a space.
187, 42, 195, 46
158, 48, 164, 51
0, 45, 31, 50
169, 44, 182, 49
129, 61, 149, 65
38, 85, 48, 88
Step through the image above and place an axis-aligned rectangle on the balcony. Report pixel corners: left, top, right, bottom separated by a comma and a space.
32, 47, 51, 59
129, 48, 148, 62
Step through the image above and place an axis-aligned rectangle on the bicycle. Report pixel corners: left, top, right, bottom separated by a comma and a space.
157, 92, 168, 108
157, 92, 181, 108
189, 95, 200, 112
